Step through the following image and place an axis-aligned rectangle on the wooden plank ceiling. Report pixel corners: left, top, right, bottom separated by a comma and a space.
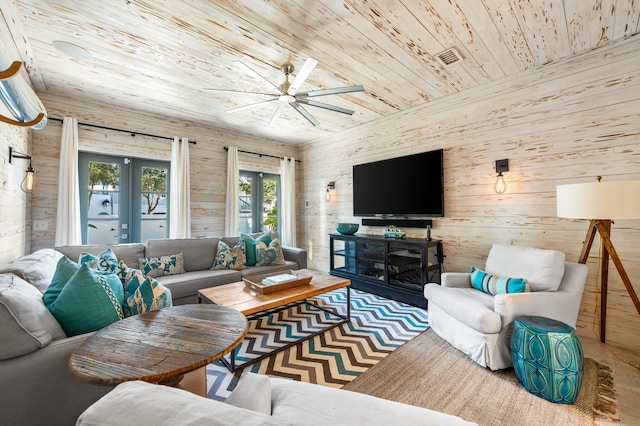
3, 0, 639, 144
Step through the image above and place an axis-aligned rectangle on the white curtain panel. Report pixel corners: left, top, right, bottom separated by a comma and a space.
224, 146, 239, 236
54, 117, 81, 246
169, 137, 191, 238
280, 156, 296, 246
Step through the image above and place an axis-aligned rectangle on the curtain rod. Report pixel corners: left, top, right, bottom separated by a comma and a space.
48, 117, 197, 144
224, 146, 300, 163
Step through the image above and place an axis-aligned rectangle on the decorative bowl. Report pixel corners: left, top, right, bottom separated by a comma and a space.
336, 223, 359, 235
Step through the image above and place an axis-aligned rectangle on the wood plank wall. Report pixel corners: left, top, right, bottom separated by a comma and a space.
300, 35, 640, 352
29, 94, 300, 251
0, 16, 33, 264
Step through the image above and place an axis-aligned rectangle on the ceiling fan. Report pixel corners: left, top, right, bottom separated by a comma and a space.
204, 58, 364, 126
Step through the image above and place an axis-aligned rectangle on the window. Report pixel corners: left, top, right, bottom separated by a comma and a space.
239, 171, 280, 234
79, 153, 170, 244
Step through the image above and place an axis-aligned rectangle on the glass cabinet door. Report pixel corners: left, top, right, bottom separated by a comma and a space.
330, 238, 357, 274
357, 240, 386, 280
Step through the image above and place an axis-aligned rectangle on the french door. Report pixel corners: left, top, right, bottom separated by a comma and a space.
239, 171, 280, 234
79, 153, 170, 244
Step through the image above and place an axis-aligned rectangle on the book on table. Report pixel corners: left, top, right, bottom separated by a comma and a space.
262, 273, 299, 285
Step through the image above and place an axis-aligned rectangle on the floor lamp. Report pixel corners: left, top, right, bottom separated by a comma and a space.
557, 179, 640, 343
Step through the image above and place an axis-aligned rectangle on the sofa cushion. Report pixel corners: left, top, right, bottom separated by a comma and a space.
470, 267, 529, 295
212, 240, 246, 270
155, 269, 242, 301
80, 248, 119, 272
485, 245, 565, 292
0, 273, 66, 359
44, 263, 125, 336
138, 253, 185, 278
270, 376, 475, 425
424, 285, 501, 334
146, 238, 219, 272
123, 273, 172, 317
0, 249, 64, 293
239, 261, 298, 278
113, 261, 141, 288
55, 244, 145, 272
255, 238, 285, 266
76, 381, 284, 426
225, 372, 271, 415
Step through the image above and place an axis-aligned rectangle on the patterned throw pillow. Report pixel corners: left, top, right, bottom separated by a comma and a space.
138, 253, 185, 278
123, 273, 172, 317
79, 248, 118, 272
255, 238, 286, 266
112, 261, 141, 288
212, 240, 246, 270
470, 266, 529, 295
43, 263, 124, 336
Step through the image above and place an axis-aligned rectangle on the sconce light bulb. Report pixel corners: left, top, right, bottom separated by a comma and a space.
325, 188, 331, 202
494, 173, 506, 194
22, 167, 35, 192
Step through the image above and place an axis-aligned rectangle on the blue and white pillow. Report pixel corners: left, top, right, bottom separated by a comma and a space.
138, 253, 185, 278
470, 266, 529, 295
112, 260, 141, 288
79, 248, 118, 273
123, 273, 172, 317
212, 240, 246, 270
255, 238, 285, 266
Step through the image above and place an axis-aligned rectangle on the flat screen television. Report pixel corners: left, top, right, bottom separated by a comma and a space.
353, 149, 444, 217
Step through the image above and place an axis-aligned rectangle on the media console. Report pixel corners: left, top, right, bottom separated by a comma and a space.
329, 233, 443, 308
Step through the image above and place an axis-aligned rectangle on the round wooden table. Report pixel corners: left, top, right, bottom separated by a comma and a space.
69, 304, 248, 388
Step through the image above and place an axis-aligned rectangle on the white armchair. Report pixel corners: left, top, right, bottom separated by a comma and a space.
424, 245, 588, 370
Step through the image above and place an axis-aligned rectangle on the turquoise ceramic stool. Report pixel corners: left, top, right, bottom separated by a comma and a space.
510, 316, 584, 404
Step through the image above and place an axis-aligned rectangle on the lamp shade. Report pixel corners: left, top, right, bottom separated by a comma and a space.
557, 181, 640, 220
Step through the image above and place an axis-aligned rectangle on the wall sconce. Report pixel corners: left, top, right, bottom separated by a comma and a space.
325, 181, 336, 202
9, 147, 36, 192
494, 159, 509, 194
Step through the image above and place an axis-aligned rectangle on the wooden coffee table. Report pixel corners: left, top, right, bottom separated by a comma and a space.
69, 304, 248, 392
198, 269, 350, 371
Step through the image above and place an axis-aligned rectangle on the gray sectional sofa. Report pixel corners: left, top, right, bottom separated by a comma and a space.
0, 235, 307, 426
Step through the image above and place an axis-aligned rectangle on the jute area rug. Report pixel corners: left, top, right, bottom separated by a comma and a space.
343, 329, 619, 426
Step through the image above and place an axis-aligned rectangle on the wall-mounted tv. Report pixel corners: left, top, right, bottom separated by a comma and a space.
353, 149, 444, 217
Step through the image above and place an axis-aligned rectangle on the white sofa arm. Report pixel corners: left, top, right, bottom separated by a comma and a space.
441, 272, 472, 288
494, 289, 582, 328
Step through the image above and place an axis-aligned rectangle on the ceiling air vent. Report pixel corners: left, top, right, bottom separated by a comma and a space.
435, 48, 462, 66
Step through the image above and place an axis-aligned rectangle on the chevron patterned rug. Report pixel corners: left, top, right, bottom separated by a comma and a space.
206, 288, 429, 401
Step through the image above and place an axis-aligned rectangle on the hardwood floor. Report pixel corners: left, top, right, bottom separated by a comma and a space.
581, 335, 640, 425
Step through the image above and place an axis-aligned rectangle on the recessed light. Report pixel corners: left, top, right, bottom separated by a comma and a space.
52, 41, 92, 60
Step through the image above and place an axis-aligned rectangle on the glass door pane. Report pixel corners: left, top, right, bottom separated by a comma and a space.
86, 160, 121, 245
239, 174, 253, 234
262, 175, 278, 232
139, 165, 168, 242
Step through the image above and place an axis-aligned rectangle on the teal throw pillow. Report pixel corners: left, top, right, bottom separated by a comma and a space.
212, 240, 247, 270
255, 238, 286, 266
240, 233, 257, 266
256, 231, 273, 246
44, 263, 124, 336
43, 256, 80, 306
123, 273, 172, 317
79, 248, 118, 272
138, 253, 185, 278
470, 266, 529, 295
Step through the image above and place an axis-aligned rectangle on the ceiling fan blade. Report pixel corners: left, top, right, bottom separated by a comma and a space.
288, 58, 318, 96
234, 61, 285, 95
289, 102, 319, 126
297, 85, 364, 98
297, 99, 355, 115
203, 88, 275, 96
268, 104, 285, 126
226, 98, 277, 113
